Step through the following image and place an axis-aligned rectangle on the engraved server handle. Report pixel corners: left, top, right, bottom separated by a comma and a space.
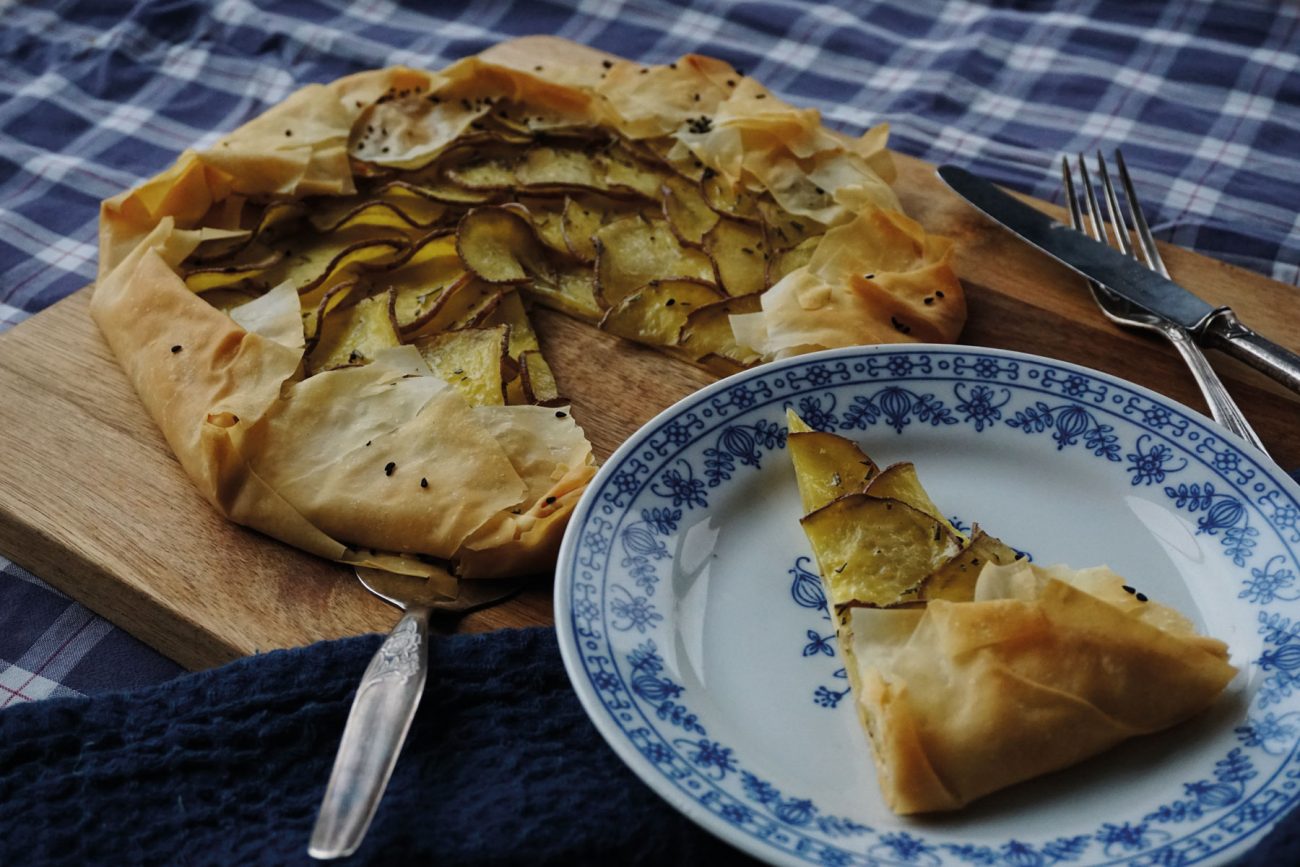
309, 606, 431, 859
1202, 309, 1300, 397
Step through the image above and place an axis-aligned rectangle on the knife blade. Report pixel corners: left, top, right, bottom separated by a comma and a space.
936, 165, 1218, 331
938, 165, 1300, 396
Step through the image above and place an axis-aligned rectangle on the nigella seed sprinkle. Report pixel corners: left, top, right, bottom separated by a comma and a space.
534, 65, 543, 71
555, 410, 567, 418
602, 60, 613, 69
1135, 592, 1149, 602
365, 440, 372, 447
936, 290, 945, 298
890, 316, 911, 335
665, 298, 676, 306
545, 496, 557, 505
924, 296, 934, 305
284, 129, 292, 137
384, 462, 396, 476
864, 273, 875, 279
755, 93, 766, 99
727, 79, 735, 87
1122, 584, 1136, 594
420, 478, 428, 488
171, 345, 182, 353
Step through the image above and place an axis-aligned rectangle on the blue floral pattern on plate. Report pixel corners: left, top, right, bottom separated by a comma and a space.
555, 346, 1300, 866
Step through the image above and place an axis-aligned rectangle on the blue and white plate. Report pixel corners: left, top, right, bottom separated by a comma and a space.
554, 345, 1300, 867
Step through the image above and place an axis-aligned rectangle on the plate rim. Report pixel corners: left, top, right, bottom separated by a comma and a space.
554, 343, 1300, 866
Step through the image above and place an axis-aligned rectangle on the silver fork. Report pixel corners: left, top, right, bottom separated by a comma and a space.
309, 566, 524, 859
1062, 151, 1267, 454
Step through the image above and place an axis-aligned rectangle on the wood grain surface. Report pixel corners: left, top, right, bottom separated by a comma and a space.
1, 151, 1297, 671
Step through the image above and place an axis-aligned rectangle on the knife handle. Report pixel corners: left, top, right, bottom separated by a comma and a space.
1203, 309, 1300, 396
309, 606, 430, 860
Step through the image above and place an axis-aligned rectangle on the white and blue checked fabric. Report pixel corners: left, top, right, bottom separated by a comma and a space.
1, 0, 1298, 699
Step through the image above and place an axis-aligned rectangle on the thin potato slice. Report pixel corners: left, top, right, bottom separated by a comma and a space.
599, 278, 724, 348
525, 262, 604, 319
404, 276, 503, 339
701, 172, 763, 223
257, 227, 409, 297
766, 235, 820, 285
189, 200, 305, 264
482, 289, 540, 358
787, 428, 880, 514
305, 289, 401, 373
601, 144, 667, 198
378, 177, 495, 207
517, 198, 571, 256
800, 494, 962, 609
912, 528, 1020, 603
445, 155, 520, 191
594, 214, 715, 307
661, 174, 719, 245
302, 280, 357, 344
760, 201, 824, 250
677, 293, 762, 365
457, 206, 554, 284
413, 325, 510, 406
309, 196, 447, 234
865, 462, 961, 537
383, 233, 466, 331
184, 252, 283, 293
518, 349, 561, 404
704, 218, 768, 296
517, 146, 605, 189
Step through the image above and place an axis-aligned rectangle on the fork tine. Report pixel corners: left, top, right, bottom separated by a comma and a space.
1096, 151, 1135, 257
1076, 154, 1107, 243
1115, 150, 1171, 278
1061, 157, 1086, 231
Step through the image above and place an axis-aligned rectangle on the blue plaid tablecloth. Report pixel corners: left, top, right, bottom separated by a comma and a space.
2, 0, 1299, 804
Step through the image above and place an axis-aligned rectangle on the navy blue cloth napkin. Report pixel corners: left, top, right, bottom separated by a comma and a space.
0, 625, 1296, 867
0, 627, 759, 866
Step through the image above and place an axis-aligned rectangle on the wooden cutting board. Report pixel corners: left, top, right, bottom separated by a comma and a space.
2, 153, 1298, 671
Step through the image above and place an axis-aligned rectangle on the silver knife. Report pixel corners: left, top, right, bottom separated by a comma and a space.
937, 165, 1300, 395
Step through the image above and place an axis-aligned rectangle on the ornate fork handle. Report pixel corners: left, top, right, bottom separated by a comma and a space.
1157, 320, 1267, 452
309, 606, 431, 859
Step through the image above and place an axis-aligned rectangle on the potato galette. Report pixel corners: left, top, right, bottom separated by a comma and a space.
93, 37, 963, 579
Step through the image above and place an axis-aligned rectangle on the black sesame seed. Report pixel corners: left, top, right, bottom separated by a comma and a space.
284, 129, 292, 137
602, 60, 613, 69
555, 410, 567, 418
924, 296, 934, 305
365, 440, 372, 447
1122, 584, 1136, 594
171, 345, 182, 353
420, 477, 429, 488
665, 298, 676, 306
1135, 592, 1149, 602
936, 290, 945, 298
384, 461, 396, 476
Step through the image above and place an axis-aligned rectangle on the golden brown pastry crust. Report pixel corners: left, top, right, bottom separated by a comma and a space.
94, 37, 963, 577
847, 562, 1237, 813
